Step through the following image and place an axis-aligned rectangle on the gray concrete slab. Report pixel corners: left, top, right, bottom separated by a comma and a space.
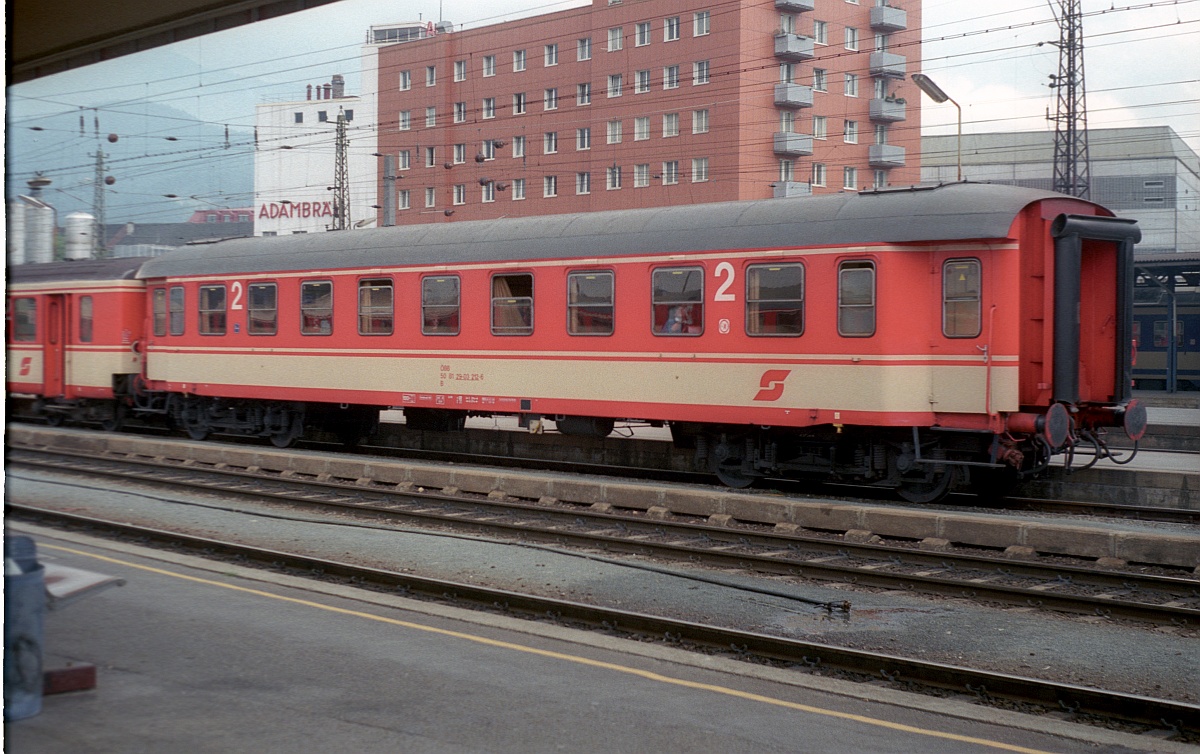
5, 526, 1190, 754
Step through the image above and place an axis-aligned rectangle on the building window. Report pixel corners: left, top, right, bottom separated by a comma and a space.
652, 267, 702, 335
838, 261, 875, 337
844, 120, 858, 144
635, 69, 651, 94
843, 166, 858, 190
77, 296, 93, 342
693, 60, 710, 85
846, 26, 859, 50
607, 74, 623, 98
691, 157, 709, 182
398, 189, 411, 211
780, 110, 795, 133
634, 163, 650, 187
576, 172, 591, 194
492, 273, 534, 335
812, 162, 826, 187
578, 37, 592, 60
781, 13, 796, 34
206, 214, 217, 223
692, 109, 709, 134
454, 60, 466, 81
781, 62, 797, 84
425, 146, 436, 167
514, 49, 527, 71
608, 27, 623, 51
663, 65, 679, 89
636, 21, 651, 46
453, 184, 466, 205
813, 115, 827, 140
662, 160, 679, 185
513, 136, 525, 158
483, 55, 496, 77
747, 264, 804, 336
780, 159, 794, 181
422, 276, 460, 335
454, 102, 467, 123
358, 279, 393, 336
426, 65, 437, 86
344, 110, 354, 122
400, 70, 412, 90
399, 150, 411, 170
482, 97, 496, 119
425, 187, 436, 208
425, 106, 437, 127
813, 68, 827, 92
317, 111, 328, 123
694, 11, 710, 36
545, 43, 559, 66
874, 123, 889, 145
301, 281, 333, 335
606, 165, 622, 189
845, 73, 859, 98
483, 140, 498, 160
576, 127, 591, 150
664, 16, 680, 41
607, 119, 623, 144
634, 116, 650, 141
514, 92, 527, 114
943, 259, 982, 338
662, 112, 679, 137
512, 178, 526, 200
453, 143, 466, 164
568, 271, 615, 335
399, 110, 411, 130
294, 112, 303, 123
544, 175, 558, 197
577, 82, 591, 105
544, 88, 558, 110
482, 181, 496, 203
544, 131, 558, 154
199, 285, 226, 335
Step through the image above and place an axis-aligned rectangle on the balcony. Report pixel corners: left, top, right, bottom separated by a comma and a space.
870, 5, 908, 32
774, 34, 815, 61
869, 97, 907, 122
868, 144, 906, 168
775, 0, 815, 11
774, 82, 814, 108
773, 181, 813, 199
869, 51, 907, 79
774, 132, 814, 157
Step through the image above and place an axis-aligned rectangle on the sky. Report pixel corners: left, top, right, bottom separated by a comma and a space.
7, 0, 1200, 221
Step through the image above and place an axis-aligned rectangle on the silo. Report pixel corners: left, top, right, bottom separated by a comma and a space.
8, 199, 27, 265
63, 212, 96, 260
24, 197, 56, 264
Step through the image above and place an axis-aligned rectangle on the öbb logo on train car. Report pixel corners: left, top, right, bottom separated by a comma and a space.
753, 369, 791, 402
18, 357, 33, 376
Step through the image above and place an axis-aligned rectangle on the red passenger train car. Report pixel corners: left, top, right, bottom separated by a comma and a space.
7, 184, 1145, 501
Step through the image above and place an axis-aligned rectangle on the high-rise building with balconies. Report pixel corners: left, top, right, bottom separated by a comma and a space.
373, 0, 922, 225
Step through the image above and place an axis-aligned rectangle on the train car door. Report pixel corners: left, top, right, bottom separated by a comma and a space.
42, 294, 67, 398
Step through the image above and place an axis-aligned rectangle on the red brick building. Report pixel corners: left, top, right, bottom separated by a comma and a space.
375, 0, 921, 224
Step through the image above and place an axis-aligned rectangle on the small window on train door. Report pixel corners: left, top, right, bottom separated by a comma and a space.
492, 273, 534, 335
199, 285, 227, 335
169, 286, 186, 336
79, 296, 94, 343
248, 283, 278, 335
652, 266, 703, 335
567, 271, 614, 335
942, 259, 981, 338
153, 289, 168, 336
747, 263, 804, 336
358, 278, 394, 335
11, 298, 37, 342
301, 280, 334, 335
837, 260, 875, 337
422, 276, 460, 335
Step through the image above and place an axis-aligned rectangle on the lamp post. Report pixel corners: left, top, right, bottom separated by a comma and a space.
911, 73, 962, 182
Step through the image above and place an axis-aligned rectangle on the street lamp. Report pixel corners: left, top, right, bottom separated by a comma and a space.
911, 73, 962, 182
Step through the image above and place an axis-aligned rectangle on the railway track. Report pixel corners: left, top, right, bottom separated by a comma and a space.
9, 444, 1200, 630
8, 502, 1199, 738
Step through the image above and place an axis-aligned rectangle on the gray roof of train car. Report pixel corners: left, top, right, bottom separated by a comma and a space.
8, 256, 146, 284
137, 183, 1101, 279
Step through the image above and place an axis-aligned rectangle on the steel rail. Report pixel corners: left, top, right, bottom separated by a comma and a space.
8, 503, 1198, 736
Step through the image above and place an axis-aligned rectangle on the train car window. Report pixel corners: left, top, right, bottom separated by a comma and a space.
1153, 320, 1184, 348
837, 260, 875, 337
567, 271, 614, 335
652, 266, 703, 335
248, 283, 278, 335
11, 299, 36, 342
422, 276, 460, 335
153, 289, 168, 336
79, 296, 94, 343
746, 264, 804, 336
942, 259, 981, 338
358, 279, 394, 335
199, 285, 227, 335
169, 286, 185, 336
492, 273, 534, 335
301, 281, 334, 335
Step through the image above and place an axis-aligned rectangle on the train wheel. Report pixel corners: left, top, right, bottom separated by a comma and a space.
710, 437, 756, 489
897, 467, 956, 504
101, 402, 126, 432
43, 412, 65, 427
180, 399, 211, 441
